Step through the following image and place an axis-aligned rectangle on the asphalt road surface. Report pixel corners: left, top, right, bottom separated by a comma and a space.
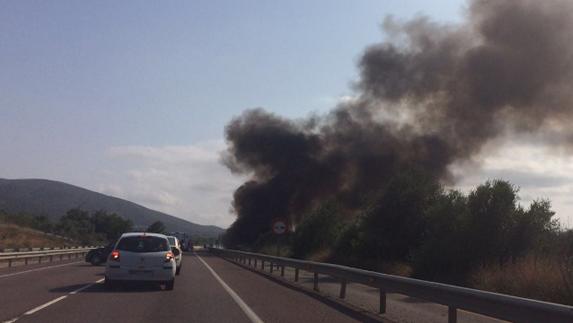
0, 251, 379, 323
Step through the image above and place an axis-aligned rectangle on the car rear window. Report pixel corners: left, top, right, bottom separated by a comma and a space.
167, 237, 176, 246
116, 236, 170, 253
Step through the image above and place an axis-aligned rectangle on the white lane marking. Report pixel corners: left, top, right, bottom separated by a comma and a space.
2, 278, 104, 323
70, 278, 104, 294
23, 296, 68, 315
195, 253, 264, 323
0, 261, 83, 279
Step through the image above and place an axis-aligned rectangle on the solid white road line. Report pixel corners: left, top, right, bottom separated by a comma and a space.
0, 261, 83, 279
195, 253, 264, 323
2, 278, 104, 323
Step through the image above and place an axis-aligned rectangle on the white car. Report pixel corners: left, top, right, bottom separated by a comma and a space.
166, 236, 183, 275
105, 232, 176, 290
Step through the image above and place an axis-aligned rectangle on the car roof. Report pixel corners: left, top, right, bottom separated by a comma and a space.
119, 232, 168, 239
166, 236, 178, 240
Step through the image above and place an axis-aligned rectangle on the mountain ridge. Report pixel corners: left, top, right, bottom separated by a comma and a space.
0, 178, 224, 238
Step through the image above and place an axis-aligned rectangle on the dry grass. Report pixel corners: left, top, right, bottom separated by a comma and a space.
309, 248, 413, 277
258, 244, 293, 258
307, 248, 332, 263
377, 261, 413, 277
471, 255, 573, 305
0, 224, 73, 249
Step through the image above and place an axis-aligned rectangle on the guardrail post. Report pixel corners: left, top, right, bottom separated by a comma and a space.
294, 268, 299, 282
50, 255, 53, 262
39, 256, 42, 264
379, 289, 387, 314
281, 266, 285, 277
8, 259, 12, 267
25, 258, 29, 265
314, 272, 319, 291
254, 259, 257, 268
60, 254, 63, 261
270, 262, 274, 273
339, 280, 347, 299
448, 306, 457, 323
261, 260, 265, 270
248, 258, 252, 266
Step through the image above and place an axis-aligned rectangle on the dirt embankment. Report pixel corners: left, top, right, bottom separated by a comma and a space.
0, 224, 74, 249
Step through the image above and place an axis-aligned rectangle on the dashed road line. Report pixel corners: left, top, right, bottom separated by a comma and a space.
2, 278, 104, 323
0, 261, 83, 279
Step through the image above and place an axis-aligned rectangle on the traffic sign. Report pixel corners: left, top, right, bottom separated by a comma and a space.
271, 219, 288, 235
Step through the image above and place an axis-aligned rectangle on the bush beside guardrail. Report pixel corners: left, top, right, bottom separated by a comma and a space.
210, 248, 573, 323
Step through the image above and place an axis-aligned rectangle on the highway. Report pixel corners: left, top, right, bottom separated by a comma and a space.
0, 251, 376, 323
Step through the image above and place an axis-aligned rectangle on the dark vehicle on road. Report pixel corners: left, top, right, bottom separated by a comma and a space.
85, 244, 114, 265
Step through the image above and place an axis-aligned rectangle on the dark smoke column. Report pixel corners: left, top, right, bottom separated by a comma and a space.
223, 0, 573, 247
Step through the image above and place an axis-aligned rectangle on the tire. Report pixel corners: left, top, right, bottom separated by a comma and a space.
176, 265, 181, 275
90, 255, 102, 266
104, 277, 114, 289
165, 279, 174, 290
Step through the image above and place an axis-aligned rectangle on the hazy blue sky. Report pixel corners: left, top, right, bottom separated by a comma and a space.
9, 1, 572, 228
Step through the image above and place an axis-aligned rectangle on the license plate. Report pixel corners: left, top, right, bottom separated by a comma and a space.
128, 270, 152, 276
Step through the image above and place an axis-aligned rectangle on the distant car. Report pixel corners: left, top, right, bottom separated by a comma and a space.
166, 235, 183, 275
85, 244, 114, 265
105, 232, 177, 290
180, 238, 192, 251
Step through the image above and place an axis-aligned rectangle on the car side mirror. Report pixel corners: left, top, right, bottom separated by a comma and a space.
172, 247, 180, 256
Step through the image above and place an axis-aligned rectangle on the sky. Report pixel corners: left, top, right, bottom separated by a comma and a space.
3, 0, 572, 228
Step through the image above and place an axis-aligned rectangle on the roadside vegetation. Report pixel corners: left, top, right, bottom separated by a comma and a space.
146, 220, 167, 233
223, 173, 573, 305
0, 208, 132, 246
0, 223, 74, 249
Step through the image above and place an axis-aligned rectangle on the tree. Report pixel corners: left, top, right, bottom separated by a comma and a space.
412, 190, 470, 281
508, 199, 558, 260
91, 210, 132, 242
361, 170, 442, 266
57, 208, 94, 244
146, 221, 166, 233
466, 180, 520, 266
291, 201, 345, 259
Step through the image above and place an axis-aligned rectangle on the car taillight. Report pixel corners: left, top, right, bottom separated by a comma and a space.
165, 251, 174, 262
110, 250, 120, 261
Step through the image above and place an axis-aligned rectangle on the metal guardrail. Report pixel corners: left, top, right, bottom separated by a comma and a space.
0, 247, 96, 267
0, 246, 90, 253
0, 246, 98, 256
210, 248, 573, 323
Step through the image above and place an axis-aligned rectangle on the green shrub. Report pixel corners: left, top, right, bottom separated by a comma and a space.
291, 201, 345, 259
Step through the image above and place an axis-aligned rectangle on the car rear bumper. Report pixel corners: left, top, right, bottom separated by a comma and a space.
105, 266, 175, 282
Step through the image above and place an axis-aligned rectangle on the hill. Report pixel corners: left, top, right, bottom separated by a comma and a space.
0, 178, 224, 238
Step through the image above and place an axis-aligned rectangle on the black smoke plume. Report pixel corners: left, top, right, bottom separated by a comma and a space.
223, 0, 573, 246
